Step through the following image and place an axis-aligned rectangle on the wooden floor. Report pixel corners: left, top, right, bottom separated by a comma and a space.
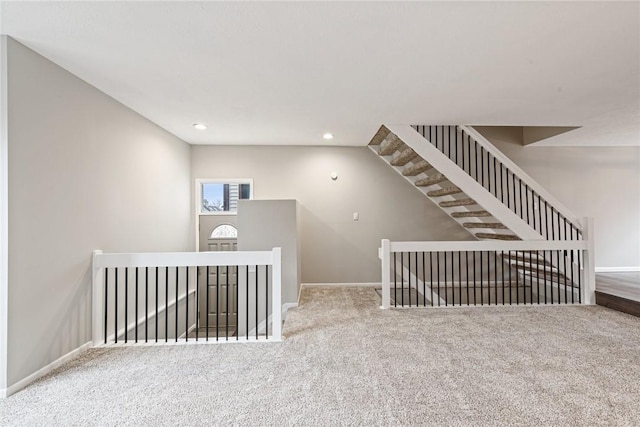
595, 272, 640, 317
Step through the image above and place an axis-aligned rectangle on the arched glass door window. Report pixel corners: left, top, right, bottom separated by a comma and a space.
209, 224, 238, 239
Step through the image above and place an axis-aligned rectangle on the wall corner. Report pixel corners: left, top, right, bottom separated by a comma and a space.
0, 34, 10, 392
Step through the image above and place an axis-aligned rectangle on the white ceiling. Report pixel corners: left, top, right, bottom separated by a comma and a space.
1, 1, 638, 146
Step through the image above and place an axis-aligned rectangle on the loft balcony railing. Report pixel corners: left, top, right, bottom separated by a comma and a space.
92, 248, 282, 345
379, 228, 595, 308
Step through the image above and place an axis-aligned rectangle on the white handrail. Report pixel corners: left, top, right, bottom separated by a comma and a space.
94, 250, 274, 269
460, 125, 581, 230
389, 240, 588, 253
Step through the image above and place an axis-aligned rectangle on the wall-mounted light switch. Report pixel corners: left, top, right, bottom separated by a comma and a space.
353, 212, 359, 221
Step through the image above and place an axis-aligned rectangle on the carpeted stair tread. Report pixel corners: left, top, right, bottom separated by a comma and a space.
475, 232, 520, 241
368, 125, 390, 146
503, 253, 550, 266
520, 269, 573, 285
451, 210, 492, 218
463, 222, 508, 229
513, 263, 558, 274
402, 160, 433, 176
415, 174, 447, 187
427, 187, 463, 197
390, 148, 418, 166
440, 198, 477, 207
378, 134, 404, 156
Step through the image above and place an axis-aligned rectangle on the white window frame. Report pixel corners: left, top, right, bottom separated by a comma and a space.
195, 178, 254, 217
194, 178, 253, 251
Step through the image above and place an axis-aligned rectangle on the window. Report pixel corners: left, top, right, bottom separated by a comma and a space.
209, 224, 238, 239
199, 179, 252, 214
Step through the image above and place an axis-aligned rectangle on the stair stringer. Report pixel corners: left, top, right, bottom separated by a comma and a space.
393, 255, 444, 306
384, 124, 542, 241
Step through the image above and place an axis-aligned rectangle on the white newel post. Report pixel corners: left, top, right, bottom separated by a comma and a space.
581, 217, 596, 305
271, 247, 282, 341
92, 250, 104, 346
380, 239, 391, 309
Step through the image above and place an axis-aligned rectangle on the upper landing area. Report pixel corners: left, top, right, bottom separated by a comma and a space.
2, 286, 638, 425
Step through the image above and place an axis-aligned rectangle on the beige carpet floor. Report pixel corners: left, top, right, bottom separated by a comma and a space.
1, 286, 639, 426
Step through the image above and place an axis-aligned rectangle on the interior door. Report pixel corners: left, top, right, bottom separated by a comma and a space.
198, 217, 238, 336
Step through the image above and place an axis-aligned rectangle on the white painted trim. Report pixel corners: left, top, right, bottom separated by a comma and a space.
246, 297, 295, 338
98, 336, 281, 348
0, 341, 92, 398
248, 266, 288, 338
178, 322, 198, 340
92, 250, 104, 346
282, 302, 297, 321
461, 125, 581, 229
388, 240, 587, 253
581, 217, 596, 305
301, 282, 382, 287
385, 124, 543, 240
595, 267, 640, 273
380, 238, 391, 309
297, 283, 303, 305
95, 250, 274, 269
0, 35, 9, 392
247, 315, 270, 338
271, 247, 282, 341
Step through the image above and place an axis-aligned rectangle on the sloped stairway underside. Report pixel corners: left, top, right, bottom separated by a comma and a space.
369, 124, 580, 291
369, 125, 535, 241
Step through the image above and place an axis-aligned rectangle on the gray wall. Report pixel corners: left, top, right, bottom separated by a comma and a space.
237, 199, 301, 305
5, 38, 192, 388
191, 145, 472, 284
475, 126, 640, 269
0, 36, 8, 392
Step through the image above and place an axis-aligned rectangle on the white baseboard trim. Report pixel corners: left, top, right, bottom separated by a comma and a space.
1, 341, 92, 398
282, 302, 298, 321
247, 303, 299, 337
178, 322, 198, 340
595, 267, 640, 273
301, 282, 382, 287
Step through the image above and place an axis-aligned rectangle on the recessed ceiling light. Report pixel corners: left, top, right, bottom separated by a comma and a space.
323, 133, 334, 140
193, 123, 207, 130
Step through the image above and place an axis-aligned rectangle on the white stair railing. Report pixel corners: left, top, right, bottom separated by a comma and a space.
412, 125, 582, 240
92, 248, 282, 345
380, 218, 594, 309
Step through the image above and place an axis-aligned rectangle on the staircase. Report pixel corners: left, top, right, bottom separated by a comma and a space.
370, 124, 585, 298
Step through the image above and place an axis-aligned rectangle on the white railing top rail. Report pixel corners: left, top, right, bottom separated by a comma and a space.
94, 250, 277, 269
459, 125, 581, 230
384, 239, 588, 253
